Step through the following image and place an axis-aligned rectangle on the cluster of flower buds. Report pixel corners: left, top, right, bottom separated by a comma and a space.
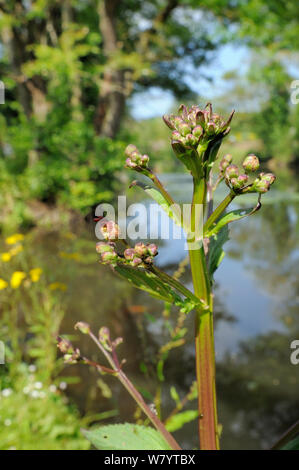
57, 336, 81, 364
250, 172, 276, 193
163, 103, 234, 154
96, 239, 158, 268
124, 144, 150, 172
123, 242, 158, 267
223, 153, 275, 194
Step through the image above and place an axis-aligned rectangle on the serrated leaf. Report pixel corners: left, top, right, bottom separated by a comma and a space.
204, 203, 261, 238
82, 424, 172, 450
165, 410, 198, 433
114, 264, 198, 314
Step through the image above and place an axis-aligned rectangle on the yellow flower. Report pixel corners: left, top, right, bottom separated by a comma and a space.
1, 252, 12, 262
29, 268, 43, 283
5, 233, 25, 245
0, 278, 8, 290
9, 244, 23, 256
49, 282, 67, 291
10, 271, 26, 289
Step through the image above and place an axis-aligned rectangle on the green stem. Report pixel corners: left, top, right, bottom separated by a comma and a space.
188, 177, 219, 450
149, 171, 176, 208
203, 190, 235, 234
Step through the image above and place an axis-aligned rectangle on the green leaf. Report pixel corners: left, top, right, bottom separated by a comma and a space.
204, 204, 261, 238
131, 180, 184, 229
208, 224, 229, 279
82, 424, 172, 450
114, 264, 198, 314
165, 410, 198, 433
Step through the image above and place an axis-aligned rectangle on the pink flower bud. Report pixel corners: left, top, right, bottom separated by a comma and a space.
96, 242, 115, 254
124, 248, 135, 260
134, 242, 148, 256
242, 154, 260, 172
147, 243, 158, 256
192, 125, 203, 139
219, 154, 233, 172
225, 164, 239, 179
184, 133, 197, 146
57, 336, 74, 354
75, 322, 91, 335
131, 257, 142, 267
101, 221, 120, 241
101, 251, 118, 264
125, 144, 140, 158
262, 173, 276, 185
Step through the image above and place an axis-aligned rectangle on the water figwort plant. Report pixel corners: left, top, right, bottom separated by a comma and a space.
58, 103, 276, 450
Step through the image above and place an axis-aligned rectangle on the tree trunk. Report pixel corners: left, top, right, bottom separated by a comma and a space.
94, 0, 125, 138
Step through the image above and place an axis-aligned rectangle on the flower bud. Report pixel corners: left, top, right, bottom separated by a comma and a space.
134, 242, 148, 257
237, 174, 249, 186
206, 122, 217, 135
253, 179, 270, 193
242, 154, 260, 172
219, 154, 233, 172
101, 221, 120, 241
147, 243, 158, 256
125, 157, 137, 169
140, 154, 149, 166
124, 248, 135, 260
131, 257, 142, 267
261, 172, 276, 185
173, 116, 185, 130
171, 130, 184, 142
184, 133, 197, 146
177, 121, 191, 137
64, 352, 81, 364
57, 336, 74, 354
162, 114, 176, 130
192, 125, 203, 139
100, 251, 118, 264
125, 144, 140, 158
96, 242, 115, 254
75, 322, 90, 335
99, 327, 113, 351
225, 164, 239, 179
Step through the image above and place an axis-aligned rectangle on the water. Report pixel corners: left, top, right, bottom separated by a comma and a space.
9, 174, 299, 449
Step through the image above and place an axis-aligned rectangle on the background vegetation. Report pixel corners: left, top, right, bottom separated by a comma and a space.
0, 0, 298, 450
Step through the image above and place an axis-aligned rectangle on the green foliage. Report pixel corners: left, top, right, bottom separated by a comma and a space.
0, 363, 90, 450
114, 264, 200, 313
248, 60, 291, 160
83, 424, 172, 450
165, 410, 198, 433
